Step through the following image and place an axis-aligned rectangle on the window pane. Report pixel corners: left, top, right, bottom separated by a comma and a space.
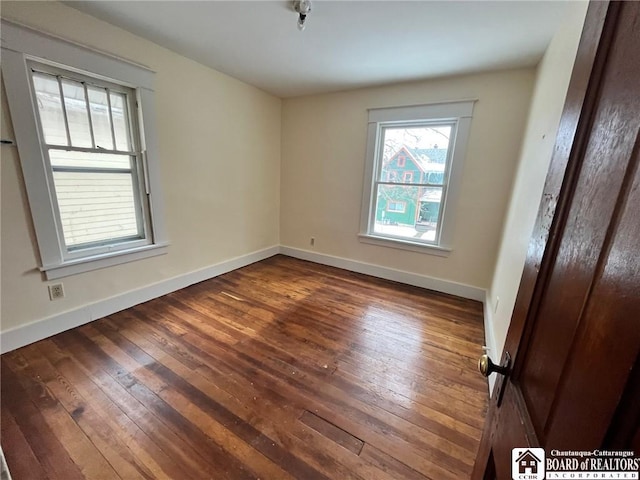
49, 150, 131, 170
426, 171, 446, 185
380, 125, 451, 185
373, 184, 441, 243
87, 87, 114, 150
417, 187, 443, 237
32, 73, 68, 146
61, 79, 92, 148
53, 171, 141, 247
110, 92, 131, 151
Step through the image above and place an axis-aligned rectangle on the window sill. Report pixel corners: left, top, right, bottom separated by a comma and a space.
358, 234, 452, 257
40, 243, 169, 280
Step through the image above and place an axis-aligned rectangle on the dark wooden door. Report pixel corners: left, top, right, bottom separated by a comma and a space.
472, 2, 640, 478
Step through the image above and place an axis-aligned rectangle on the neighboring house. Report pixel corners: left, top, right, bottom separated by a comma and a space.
516, 450, 541, 475
377, 146, 447, 228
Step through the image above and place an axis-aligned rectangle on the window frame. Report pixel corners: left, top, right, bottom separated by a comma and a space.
359, 100, 475, 256
29, 62, 152, 259
402, 171, 413, 183
1, 21, 168, 279
386, 200, 407, 213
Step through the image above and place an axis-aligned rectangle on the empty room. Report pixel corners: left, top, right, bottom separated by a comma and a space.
1, 1, 638, 479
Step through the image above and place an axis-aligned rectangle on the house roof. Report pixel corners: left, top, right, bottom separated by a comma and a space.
419, 188, 443, 202
516, 450, 541, 463
409, 148, 448, 165
388, 147, 448, 173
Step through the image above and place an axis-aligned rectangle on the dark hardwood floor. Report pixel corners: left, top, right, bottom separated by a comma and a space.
1, 255, 488, 479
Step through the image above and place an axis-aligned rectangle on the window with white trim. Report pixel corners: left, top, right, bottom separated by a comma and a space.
359, 101, 474, 254
32, 64, 149, 251
2, 21, 167, 279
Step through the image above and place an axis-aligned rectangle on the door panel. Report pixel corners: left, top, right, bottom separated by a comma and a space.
492, 390, 536, 479
519, 5, 640, 439
473, 2, 640, 478
546, 140, 640, 448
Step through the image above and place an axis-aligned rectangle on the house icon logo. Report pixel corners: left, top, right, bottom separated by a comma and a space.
512, 448, 545, 480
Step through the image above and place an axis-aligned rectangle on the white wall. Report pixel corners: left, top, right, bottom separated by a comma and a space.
281, 69, 534, 291
1, 1, 588, 357
485, 1, 589, 368
1, 2, 281, 336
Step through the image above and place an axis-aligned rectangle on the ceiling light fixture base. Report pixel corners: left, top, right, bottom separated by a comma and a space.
293, 0, 312, 31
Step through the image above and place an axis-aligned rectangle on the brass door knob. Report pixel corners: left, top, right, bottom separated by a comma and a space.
478, 354, 510, 377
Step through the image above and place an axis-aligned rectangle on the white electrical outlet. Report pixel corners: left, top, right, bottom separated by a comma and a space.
49, 283, 65, 300
494, 296, 500, 313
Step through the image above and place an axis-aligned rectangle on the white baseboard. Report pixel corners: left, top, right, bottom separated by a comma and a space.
483, 292, 499, 396
0, 246, 280, 354
1, 245, 488, 354
279, 246, 486, 302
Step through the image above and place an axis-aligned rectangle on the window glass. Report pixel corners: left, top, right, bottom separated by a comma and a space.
31, 69, 143, 253
61, 79, 92, 148
32, 72, 67, 146
361, 101, 474, 253
87, 86, 114, 150
49, 150, 131, 170
53, 170, 139, 247
110, 91, 131, 151
373, 124, 452, 244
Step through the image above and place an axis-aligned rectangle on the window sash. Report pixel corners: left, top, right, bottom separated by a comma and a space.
368, 121, 457, 246
374, 181, 446, 188
47, 148, 148, 252
371, 183, 447, 245
32, 66, 135, 152
29, 63, 151, 259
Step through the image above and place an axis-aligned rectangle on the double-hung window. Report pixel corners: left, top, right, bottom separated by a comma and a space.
32, 65, 149, 253
2, 21, 167, 279
359, 101, 474, 255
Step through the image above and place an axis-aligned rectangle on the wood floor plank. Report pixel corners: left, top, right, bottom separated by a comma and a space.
1, 359, 86, 480
38, 341, 188, 479
3, 352, 123, 480
59, 328, 259, 480
1, 255, 488, 479
0, 408, 49, 480
360, 444, 432, 480
134, 304, 471, 478
228, 340, 473, 478
108, 312, 406, 480
51, 332, 243, 480
106, 316, 392, 480
16, 344, 157, 480
89, 321, 331, 480
95, 318, 307, 480
299, 410, 364, 455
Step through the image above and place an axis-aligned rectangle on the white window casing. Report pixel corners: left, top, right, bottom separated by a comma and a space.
359, 100, 475, 256
1, 20, 168, 279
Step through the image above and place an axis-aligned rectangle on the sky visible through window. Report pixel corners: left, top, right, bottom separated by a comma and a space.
382, 126, 450, 161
